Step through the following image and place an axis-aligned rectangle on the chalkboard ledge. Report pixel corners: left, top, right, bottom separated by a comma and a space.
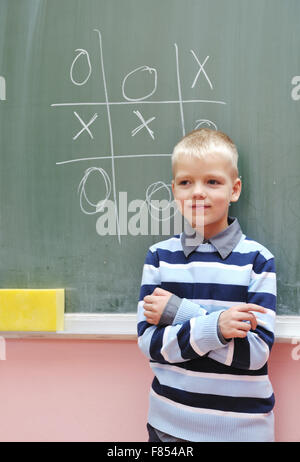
0, 314, 299, 342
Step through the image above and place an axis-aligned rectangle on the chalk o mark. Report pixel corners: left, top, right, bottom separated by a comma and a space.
122, 66, 157, 102
70, 49, 92, 86
145, 181, 179, 221
78, 167, 111, 215
194, 119, 218, 130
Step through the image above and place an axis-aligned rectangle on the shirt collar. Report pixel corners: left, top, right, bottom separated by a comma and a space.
181, 216, 243, 259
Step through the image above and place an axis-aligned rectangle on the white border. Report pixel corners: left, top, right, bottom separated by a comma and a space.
0, 314, 299, 342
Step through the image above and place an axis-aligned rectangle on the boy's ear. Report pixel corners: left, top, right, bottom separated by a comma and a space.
230, 177, 242, 202
171, 179, 175, 196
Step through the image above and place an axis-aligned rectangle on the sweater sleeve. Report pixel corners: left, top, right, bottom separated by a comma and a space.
159, 296, 229, 345
137, 248, 228, 363
208, 253, 277, 370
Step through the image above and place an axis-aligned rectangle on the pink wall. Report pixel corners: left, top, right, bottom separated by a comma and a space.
0, 339, 299, 442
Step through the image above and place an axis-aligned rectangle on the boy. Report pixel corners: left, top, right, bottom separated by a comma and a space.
137, 129, 276, 442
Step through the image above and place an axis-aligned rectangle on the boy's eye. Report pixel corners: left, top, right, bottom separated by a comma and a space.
208, 179, 219, 185
179, 180, 189, 185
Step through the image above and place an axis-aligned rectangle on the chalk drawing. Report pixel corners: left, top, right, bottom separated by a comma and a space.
51, 29, 226, 242
70, 49, 92, 86
132, 110, 156, 139
195, 119, 218, 130
122, 66, 157, 102
78, 167, 111, 215
190, 51, 213, 90
73, 111, 99, 140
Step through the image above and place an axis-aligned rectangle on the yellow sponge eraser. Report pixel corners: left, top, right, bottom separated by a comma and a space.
0, 289, 65, 331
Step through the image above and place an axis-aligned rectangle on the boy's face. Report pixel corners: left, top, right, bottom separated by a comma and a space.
172, 154, 241, 239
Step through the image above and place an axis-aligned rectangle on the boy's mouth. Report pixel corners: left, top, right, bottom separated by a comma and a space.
191, 204, 211, 209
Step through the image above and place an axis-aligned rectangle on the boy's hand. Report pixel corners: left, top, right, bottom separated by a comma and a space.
143, 288, 173, 325
218, 303, 267, 339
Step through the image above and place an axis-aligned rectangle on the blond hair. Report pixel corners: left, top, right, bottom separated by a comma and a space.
172, 128, 239, 178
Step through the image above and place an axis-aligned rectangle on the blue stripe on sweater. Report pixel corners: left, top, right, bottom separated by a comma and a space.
161, 282, 248, 302
252, 254, 275, 273
247, 291, 276, 311
139, 280, 276, 307
153, 248, 275, 272
150, 327, 166, 362
152, 377, 275, 414
255, 326, 275, 350
137, 320, 151, 337
151, 357, 269, 376
139, 284, 159, 301
232, 338, 250, 369
145, 250, 160, 267
176, 322, 197, 360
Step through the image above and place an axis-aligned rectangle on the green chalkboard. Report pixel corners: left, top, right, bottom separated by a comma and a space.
0, 0, 299, 314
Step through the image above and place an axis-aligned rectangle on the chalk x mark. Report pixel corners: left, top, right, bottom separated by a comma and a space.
190, 51, 213, 89
73, 111, 98, 140
132, 110, 156, 139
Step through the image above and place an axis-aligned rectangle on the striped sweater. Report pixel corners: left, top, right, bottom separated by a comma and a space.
137, 227, 276, 442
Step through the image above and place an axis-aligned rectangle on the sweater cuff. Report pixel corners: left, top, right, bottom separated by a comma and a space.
158, 294, 182, 326
174, 298, 207, 325
217, 311, 232, 344
190, 310, 229, 353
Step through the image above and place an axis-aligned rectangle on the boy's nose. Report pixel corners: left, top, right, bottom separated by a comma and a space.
192, 183, 207, 199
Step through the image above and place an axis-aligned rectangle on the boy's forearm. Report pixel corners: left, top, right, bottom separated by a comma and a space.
158, 296, 228, 344
159, 297, 208, 325
157, 294, 181, 326
138, 309, 229, 363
